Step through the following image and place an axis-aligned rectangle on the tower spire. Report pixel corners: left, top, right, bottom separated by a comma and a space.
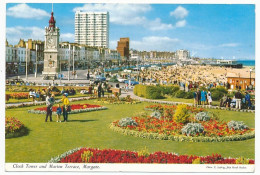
49, 3, 56, 29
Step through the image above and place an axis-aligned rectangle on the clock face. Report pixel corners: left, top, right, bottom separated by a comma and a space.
48, 38, 54, 45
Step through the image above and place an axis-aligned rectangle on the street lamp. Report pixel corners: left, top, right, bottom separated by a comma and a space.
35, 44, 38, 78
68, 44, 71, 81
25, 43, 28, 80
250, 68, 252, 89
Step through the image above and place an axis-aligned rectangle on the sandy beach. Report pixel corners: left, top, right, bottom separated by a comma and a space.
140, 65, 255, 84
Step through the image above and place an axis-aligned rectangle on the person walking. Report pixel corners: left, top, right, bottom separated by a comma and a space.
61, 93, 70, 122
45, 94, 54, 122
235, 90, 242, 109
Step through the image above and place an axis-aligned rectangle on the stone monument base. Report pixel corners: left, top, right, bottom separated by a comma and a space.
42, 72, 58, 80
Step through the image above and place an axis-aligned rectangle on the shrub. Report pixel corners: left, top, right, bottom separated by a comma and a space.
145, 86, 163, 99
195, 112, 211, 121
184, 91, 194, 99
134, 85, 163, 99
227, 121, 248, 130
181, 123, 204, 136
211, 91, 225, 101
160, 85, 179, 95
173, 104, 190, 124
210, 87, 228, 101
175, 90, 186, 98
118, 117, 138, 127
150, 111, 161, 120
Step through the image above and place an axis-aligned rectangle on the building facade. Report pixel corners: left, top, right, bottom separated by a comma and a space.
116, 38, 129, 59
227, 72, 255, 90
75, 11, 109, 48
6, 39, 44, 76
176, 49, 190, 60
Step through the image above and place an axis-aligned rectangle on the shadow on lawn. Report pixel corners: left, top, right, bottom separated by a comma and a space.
67, 119, 98, 123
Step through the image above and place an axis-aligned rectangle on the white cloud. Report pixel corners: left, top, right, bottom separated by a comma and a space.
218, 43, 240, 47
175, 20, 186, 28
148, 18, 174, 31
114, 36, 180, 51
6, 26, 45, 45
7, 4, 49, 19
170, 6, 189, 19
73, 4, 151, 25
73, 4, 172, 31
60, 33, 74, 42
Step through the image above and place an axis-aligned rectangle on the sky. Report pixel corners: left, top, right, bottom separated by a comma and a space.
6, 3, 255, 60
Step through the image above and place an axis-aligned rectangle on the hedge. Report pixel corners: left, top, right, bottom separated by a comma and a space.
134, 85, 163, 99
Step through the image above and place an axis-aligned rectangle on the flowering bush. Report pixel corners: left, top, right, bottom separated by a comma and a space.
195, 112, 211, 121
5, 117, 28, 138
49, 147, 254, 164
181, 123, 204, 136
227, 121, 248, 130
9, 93, 29, 99
28, 103, 107, 114
173, 104, 190, 124
118, 117, 138, 127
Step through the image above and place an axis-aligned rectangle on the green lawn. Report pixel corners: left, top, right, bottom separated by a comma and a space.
5, 100, 255, 163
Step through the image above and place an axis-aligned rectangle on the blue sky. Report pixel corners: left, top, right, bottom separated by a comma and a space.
6, 3, 255, 60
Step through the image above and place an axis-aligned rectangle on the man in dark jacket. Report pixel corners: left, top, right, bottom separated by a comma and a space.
235, 90, 242, 109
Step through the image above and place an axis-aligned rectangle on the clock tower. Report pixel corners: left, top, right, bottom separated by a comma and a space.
42, 10, 60, 79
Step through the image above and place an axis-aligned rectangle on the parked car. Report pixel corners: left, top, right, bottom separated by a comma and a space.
118, 77, 127, 83
124, 79, 139, 85
95, 75, 106, 81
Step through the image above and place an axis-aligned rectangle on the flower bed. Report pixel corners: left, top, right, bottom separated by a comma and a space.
9, 92, 29, 99
94, 96, 141, 104
5, 117, 28, 138
6, 97, 93, 109
28, 103, 107, 114
111, 105, 255, 142
49, 147, 254, 164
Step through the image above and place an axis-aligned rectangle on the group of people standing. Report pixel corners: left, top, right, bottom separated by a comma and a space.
45, 93, 70, 122
193, 89, 212, 106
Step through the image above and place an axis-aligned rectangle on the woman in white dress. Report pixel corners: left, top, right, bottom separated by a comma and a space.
207, 91, 212, 105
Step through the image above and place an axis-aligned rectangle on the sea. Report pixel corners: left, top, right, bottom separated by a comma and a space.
236, 60, 255, 67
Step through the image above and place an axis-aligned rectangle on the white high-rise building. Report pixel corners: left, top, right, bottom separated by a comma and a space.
176, 49, 190, 60
75, 11, 109, 48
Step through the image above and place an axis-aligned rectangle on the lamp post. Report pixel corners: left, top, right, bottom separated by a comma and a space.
73, 45, 75, 79
25, 43, 28, 80
250, 68, 252, 89
35, 44, 38, 78
68, 44, 71, 81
